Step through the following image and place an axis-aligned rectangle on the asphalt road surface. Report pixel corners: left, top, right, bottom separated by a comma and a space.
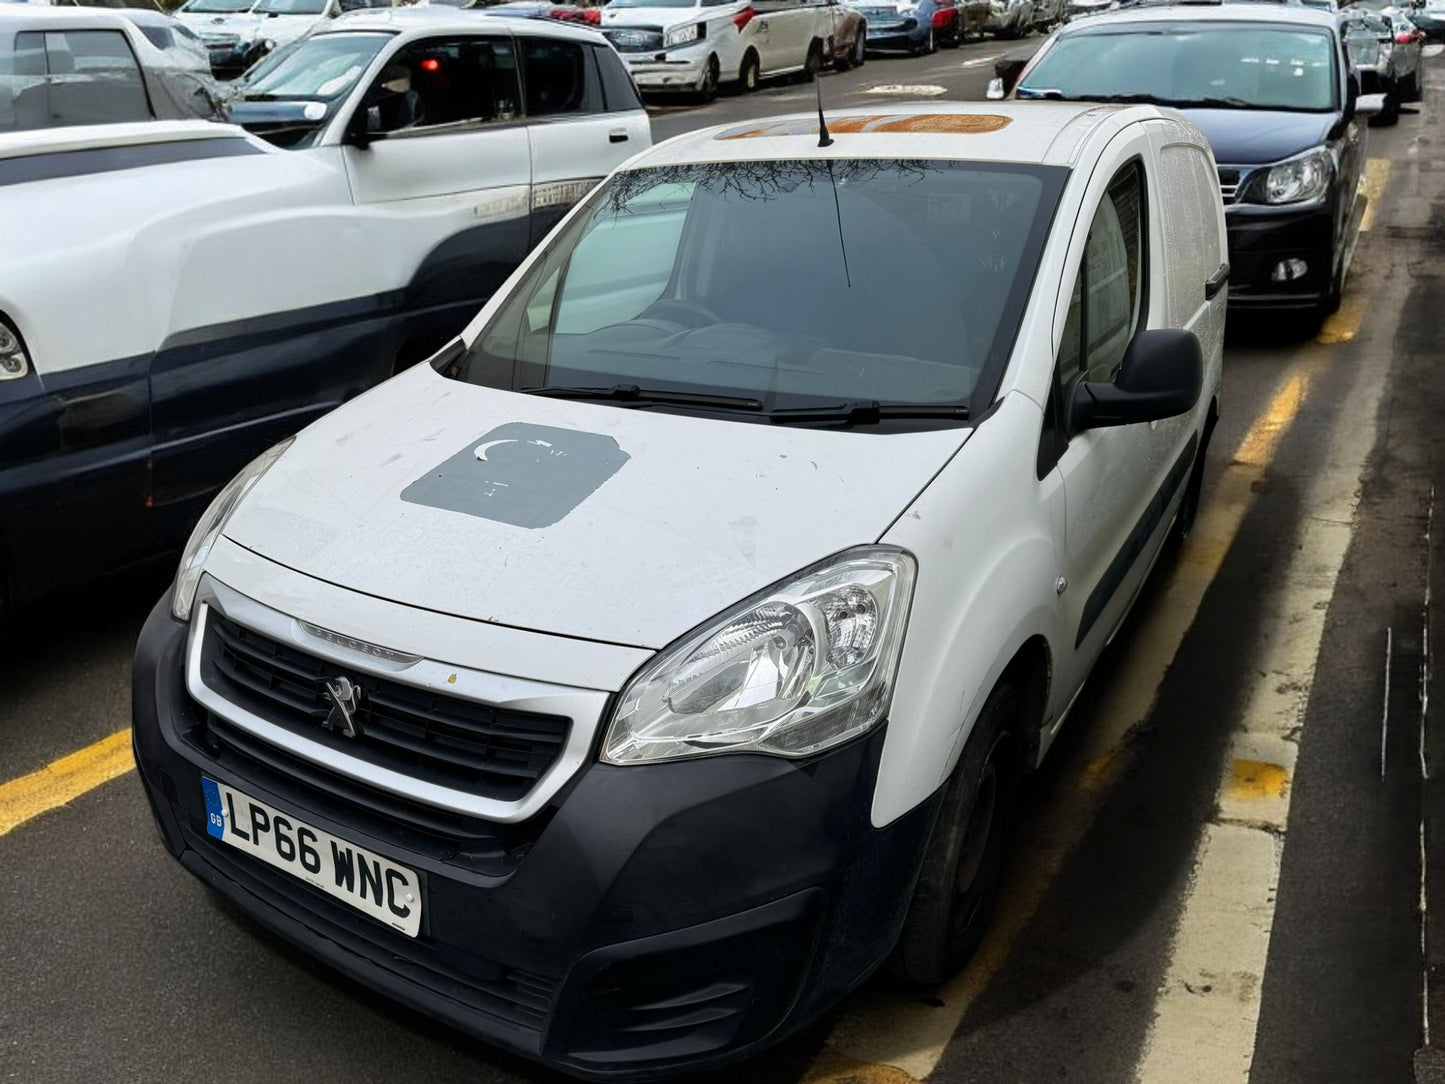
4, 38, 1445, 1084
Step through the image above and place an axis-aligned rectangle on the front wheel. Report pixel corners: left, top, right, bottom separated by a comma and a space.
735, 49, 761, 93
913, 26, 937, 54
891, 684, 1022, 985
696, 54, 720, 101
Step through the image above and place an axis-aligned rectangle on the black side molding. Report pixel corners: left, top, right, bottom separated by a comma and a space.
1205, 263, 1231, 301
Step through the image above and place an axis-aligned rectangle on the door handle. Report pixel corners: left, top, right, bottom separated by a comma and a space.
1204, 262, 1230, 301
609, 129, 629, 143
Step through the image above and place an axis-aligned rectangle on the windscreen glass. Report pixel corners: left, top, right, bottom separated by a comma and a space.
456, 159, 1065, 416
179, 0, 255, 12
253, 0, 328, 12
240, 31, 388, 98
1019, 24, 1339, 111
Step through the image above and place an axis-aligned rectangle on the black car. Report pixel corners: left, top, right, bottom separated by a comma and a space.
999, 0, 1383, 317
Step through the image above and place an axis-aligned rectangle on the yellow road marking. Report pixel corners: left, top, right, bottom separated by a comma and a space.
804, 364, 1316, 1083
0, 729, 134, 837
1359, 157, 1391, 234
1318, 293, 1368, 345
1226, 759, 1291, 800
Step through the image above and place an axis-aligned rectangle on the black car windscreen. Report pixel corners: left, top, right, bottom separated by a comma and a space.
1020, 24, 1340, 112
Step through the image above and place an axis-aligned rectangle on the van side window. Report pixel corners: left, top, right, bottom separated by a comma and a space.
591, 43, 641, 112
359, 36, 520, 136
519, 37, 600, 116
1056, 160, 1147, 390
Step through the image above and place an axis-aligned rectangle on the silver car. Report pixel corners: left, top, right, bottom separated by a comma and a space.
1342, 5, 1422, 124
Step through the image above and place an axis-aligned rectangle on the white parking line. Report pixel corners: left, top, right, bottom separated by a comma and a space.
1135, 278, 1397, 1082
1424, 43, 1444, 58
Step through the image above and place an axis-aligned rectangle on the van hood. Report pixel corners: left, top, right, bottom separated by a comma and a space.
1179, 108, 1337, 166
220, 369, 971, 651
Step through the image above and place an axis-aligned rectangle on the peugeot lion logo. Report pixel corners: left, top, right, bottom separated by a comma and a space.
322, 676, 362, 739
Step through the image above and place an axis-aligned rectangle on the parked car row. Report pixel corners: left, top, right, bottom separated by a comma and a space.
0, 7, 650, 614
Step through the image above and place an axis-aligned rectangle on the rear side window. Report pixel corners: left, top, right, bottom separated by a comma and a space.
592, 43, 641, 111
519, 37, 600, 115
0, 29, 153, 132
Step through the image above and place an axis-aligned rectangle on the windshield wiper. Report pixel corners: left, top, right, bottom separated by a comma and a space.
1158, 95, 1256, 109
522, 384, 766, 411
764, 400, 969, 426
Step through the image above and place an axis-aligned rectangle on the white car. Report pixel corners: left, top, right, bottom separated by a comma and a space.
132, 100, 1224, 1079
0, 10, 648, 614
177, 0, 392, 77
600, 0, 839, 96
0, 4, 225, 124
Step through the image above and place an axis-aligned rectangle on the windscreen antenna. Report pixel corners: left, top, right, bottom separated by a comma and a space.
816, 79, 833, 148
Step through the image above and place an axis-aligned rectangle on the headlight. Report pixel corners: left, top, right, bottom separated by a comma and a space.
0, 318, 29, 380
1257, 146, 1333, 205
171, 437, 293, 621
664, 22, 703, 46
603, 547, 916, 765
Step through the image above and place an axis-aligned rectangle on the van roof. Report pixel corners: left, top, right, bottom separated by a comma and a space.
636, 101, 1177, 169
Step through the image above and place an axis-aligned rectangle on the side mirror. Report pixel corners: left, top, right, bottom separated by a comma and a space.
1067, 329, 1202, 434
986, 76, 1006, 100
1355, 91, 1386, 117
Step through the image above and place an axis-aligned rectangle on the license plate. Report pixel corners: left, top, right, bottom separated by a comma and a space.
201, 778, 422, 938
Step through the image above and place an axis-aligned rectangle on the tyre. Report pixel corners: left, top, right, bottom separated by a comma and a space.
737, 49, 761, 93
913, 26, 936, 54
1170, 411, 1215, 547
891, 683, 1023, 986
854, 26, 867, 65
1370, 80, 1401, 126
941, 15, 962, 46
696, 54, 720, 101
798, 39, 824, 81
1406, 66, 1423, 103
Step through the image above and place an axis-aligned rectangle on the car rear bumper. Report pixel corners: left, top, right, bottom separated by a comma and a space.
1223, 201, 1337, 310
132, 591, 941, 1080
865, 21, 926, 46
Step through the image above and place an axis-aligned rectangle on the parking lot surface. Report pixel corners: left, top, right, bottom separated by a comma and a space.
4, 35, 1445, 1084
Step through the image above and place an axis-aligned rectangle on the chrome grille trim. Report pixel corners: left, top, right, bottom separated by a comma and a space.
186, 575, 611, 824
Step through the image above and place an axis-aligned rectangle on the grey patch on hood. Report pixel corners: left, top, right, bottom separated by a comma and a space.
401, 422, 629, 529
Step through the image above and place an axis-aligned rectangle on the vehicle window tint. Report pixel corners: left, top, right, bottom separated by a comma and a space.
520, 37, 597, 115
1057, 161, 1145, 388
358, 36, 520, 135
465, 160, 1065, 411
592, 43, 641, 111
138, 25, 172, 50
1019, 25, 1339, 112
0, 29, 152, 132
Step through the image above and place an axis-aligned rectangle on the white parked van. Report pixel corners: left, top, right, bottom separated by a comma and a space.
133, 102, 1226, 1079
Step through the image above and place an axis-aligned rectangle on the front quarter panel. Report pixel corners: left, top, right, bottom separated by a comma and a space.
873, 392, 1066, 827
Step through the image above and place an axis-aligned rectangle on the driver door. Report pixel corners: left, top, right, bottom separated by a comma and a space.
340, 33, 533, 295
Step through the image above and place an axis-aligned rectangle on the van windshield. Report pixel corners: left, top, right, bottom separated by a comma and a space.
456, 158, 1065, 420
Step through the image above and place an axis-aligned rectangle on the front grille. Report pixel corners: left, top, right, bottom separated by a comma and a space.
1218, 167, 1241, 203
202, 614, 570, 805
602, 26, 665, 52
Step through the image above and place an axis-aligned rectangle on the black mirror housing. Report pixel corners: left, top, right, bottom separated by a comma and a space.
1068, 328, 1202, 434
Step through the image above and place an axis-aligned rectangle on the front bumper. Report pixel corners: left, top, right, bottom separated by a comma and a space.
1223, 200, 1337, 310
865, 20, 927, 47
133, 591, 940, 1080
620, 51, 710, 92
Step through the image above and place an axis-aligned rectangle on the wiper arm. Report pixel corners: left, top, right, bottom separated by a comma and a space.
764, 400, 969, 426
1160, 95, 1255, 109
522, 384, 765, 410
